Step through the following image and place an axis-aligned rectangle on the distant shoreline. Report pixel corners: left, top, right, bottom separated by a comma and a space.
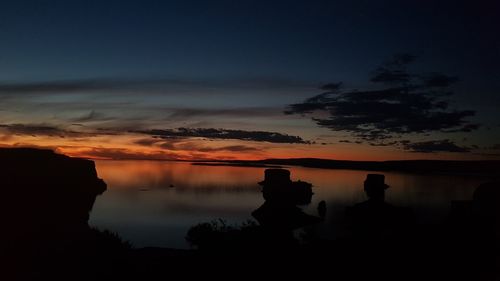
191, 162, 282, 168
219, 158, 500, 176
93, 157, 500, 176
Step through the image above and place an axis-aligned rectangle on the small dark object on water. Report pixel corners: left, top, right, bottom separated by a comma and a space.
169, 184, 175, 188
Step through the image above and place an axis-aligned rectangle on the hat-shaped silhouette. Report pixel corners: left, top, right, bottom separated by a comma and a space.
364, 174, 389, 190
258, 169, 292, 186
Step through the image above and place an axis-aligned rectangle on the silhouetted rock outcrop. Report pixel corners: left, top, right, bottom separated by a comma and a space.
0, 148, 112, 279
346, 174, 415, 239
184, 169, 321, 254
446, 182, 499, 280
0, 148, 106, 235
253, 169, 321, 231
258, 169, 314, 205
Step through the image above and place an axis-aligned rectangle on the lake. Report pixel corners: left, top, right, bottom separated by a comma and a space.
89, 160, 493, 249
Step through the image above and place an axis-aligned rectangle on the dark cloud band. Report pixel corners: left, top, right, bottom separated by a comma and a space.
0, 124, 87, 137
401, 139, 471, 153
135, 127, 310, 144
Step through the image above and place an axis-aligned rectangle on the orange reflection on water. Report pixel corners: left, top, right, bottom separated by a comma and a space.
95, 159, 481, 204
95, 160, 265, 190
90, 160, 488, 248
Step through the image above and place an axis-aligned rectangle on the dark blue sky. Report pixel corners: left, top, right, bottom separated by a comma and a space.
1, 0, 498, 83
0, 0, 499, 160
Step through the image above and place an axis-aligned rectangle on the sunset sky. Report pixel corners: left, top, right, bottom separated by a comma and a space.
0, 0, 499, 161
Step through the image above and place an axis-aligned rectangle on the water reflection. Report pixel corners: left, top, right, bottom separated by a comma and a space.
90, 160, 493, 248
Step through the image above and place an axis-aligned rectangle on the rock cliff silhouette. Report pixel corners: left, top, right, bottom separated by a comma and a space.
0, 148, 130, 279
0, 148, 106, 234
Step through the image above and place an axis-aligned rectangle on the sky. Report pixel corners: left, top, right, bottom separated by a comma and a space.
0, 0, 499, 161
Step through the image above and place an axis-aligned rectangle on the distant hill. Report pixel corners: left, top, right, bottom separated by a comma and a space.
209, 158, 500, 175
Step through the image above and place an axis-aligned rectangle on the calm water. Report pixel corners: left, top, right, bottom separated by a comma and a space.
89, 160, 493, 249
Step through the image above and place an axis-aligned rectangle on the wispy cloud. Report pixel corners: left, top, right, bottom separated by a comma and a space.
401, 139, 471, 153
135, 127, 311, 144
0, 123, 90, 137
69, 110, 116, 123
135, 137, 262, 152
165, 107, 282, 120
0, 79, 131, 94
0, 121, 310, 145
63, 147, 182, 160
0, 77, 315, 95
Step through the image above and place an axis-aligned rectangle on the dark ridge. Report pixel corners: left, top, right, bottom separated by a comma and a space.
191, 162, 282, 168
216, 158, 500, 175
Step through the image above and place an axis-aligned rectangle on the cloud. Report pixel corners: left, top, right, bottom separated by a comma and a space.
0, 122, 309, 147
0, 79, 127, 94
134, 138, 261, 153
165, 107, 281, 120
370, 53, 416, 84
64, 147, 182, 160
0, 123, 127, 139
134, 138, 161, 146
0, 123, 89, 137
70, 144, 262, 160
0, 77, 315, 95
69, 110, 115, 122
420, 73, 459, 88
171, 143, 260, 153
198, 145, 260, 152
401, 139, 471, 153
135, 127, 311, 144
285, 54, 479, 144
0, 78, 216, 95
286, 87, 477, 141
486, 144, 500, 150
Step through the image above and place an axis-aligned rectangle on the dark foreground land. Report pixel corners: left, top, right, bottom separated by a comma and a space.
0, 148, 498, 281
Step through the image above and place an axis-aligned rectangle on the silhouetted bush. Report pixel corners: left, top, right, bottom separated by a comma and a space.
186, 219, 259, 250
90, 227, 133, 251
